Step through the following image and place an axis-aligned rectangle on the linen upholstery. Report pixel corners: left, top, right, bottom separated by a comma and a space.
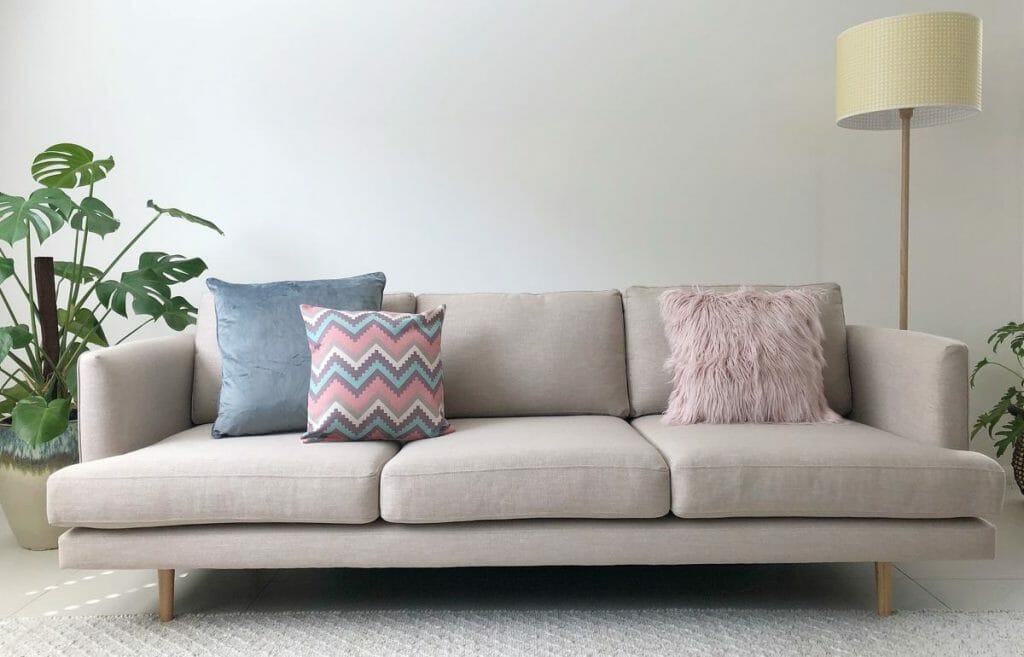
415, 291, 630, 417
631, 415, 1005, 519
56, 517, 994, 570
622, 284, 851, 417
380, 416, 669, 523
208, 274, 386, 436
61, 284, 997, 580
47, 425, 398, 528
192, 291, 417, 425
847, 325, 969, 450
77, 333, 195, 462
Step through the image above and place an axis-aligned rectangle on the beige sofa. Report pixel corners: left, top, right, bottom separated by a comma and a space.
47, 284, 1006, 620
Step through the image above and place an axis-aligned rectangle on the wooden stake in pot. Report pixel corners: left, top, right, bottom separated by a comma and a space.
33, 257, 60, 380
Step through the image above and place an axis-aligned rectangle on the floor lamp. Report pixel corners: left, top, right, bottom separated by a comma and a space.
836, 12, 982, 330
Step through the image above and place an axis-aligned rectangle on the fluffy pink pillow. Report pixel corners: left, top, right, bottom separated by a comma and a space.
659, 288, 841, 425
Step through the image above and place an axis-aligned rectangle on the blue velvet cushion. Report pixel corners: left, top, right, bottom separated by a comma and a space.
207, 273, 386, 437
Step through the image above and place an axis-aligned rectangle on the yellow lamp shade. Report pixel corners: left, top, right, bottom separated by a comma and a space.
836, 12, 982, 130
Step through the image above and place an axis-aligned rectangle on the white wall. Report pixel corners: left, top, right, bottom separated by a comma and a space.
1, 1, 1022, 454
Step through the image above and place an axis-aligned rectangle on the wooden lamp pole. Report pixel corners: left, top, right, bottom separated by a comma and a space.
898, 107, 913, 331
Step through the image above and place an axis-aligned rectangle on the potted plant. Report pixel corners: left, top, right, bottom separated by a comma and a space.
0, 143, 222, 549
971, 322, 1024, 495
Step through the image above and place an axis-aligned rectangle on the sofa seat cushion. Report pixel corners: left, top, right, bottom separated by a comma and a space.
47, 425, 399, 528
380, 416, 670, 523
630, 415, 1005, 519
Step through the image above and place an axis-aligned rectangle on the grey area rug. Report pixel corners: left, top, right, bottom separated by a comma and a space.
1, 609, 1020, 657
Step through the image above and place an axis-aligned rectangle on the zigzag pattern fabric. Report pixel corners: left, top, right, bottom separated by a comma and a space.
301, 304, 454, 443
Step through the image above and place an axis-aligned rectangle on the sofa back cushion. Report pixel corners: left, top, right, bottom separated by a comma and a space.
415, 291, 630, 418
192, 290, 416, 425
622, 283, 851, 417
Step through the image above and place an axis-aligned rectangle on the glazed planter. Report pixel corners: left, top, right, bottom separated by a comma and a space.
0, 422, 78, 550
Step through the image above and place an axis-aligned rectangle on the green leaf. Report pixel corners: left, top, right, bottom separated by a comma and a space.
0, 383, 33, 418
0, 324, 34, 349
53, 260, 102, 284
57, 307, 108, 347
70, 196, 120, 236
993, 411, 1024, 458
138, 252, 207, 285
969, 357, 989, 388
11, 396, 71, 447
988, 322, 1024, 353
31, 144, 114, 189
162, 296, 198, 331
147, 200, 224, 235
0, 332, 12, 364
0, 257, 14, 284
0, 198, 28, 244
0, 188, 71, 243
1011, 335, 1024, 360
0, 325, 31, 365
96, 270, 171, 318
971, 387, 1016, 440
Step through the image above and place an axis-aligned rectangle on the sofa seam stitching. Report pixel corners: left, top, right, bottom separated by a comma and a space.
54, 473, 384, 481
56, 516, 379, 526
663, 464, 1003, 472
382, 513, 669, 523
382, 465, 669, 477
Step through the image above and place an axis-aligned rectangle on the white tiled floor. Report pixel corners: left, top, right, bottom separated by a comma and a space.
2, 490, 1021, 618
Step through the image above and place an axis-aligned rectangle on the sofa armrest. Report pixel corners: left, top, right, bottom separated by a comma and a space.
77, 333, 195, 461
846, 325, 969, 450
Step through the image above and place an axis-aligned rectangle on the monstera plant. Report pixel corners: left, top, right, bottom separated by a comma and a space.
0, 143, 222, 548
0, 143, 222, 445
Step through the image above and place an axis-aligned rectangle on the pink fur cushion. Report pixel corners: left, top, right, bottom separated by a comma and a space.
659, 288, 841, 425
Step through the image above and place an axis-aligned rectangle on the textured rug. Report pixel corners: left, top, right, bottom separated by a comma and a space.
1, 608, 1019, 657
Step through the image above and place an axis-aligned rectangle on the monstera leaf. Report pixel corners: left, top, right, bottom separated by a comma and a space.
0, 383, 33, 418
161, 296, 199, 331
138, 252, 207, 284
11, 396, 71, 447
0, 257, 13, 283
0, 324, 34, 350
96, 269, 171, 318
0, 331, 14, 364
0, 324, 37, 405
31, 143, 114, 189
53, 260, 102, 284
70, 196, 120, 236
0, 324, 35, 376
57, 307, 108, 347
0, 188, 71, 243
147, 200, 224, 235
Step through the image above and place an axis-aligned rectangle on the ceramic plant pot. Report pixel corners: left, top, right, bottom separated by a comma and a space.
0, 422, 78, 550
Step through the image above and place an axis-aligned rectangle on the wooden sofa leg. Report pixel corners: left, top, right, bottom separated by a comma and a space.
158, 569, 175, 622
874, 562, 893, 617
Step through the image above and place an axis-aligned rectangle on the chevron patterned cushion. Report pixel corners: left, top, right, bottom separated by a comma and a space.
300, 304, 454, 442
